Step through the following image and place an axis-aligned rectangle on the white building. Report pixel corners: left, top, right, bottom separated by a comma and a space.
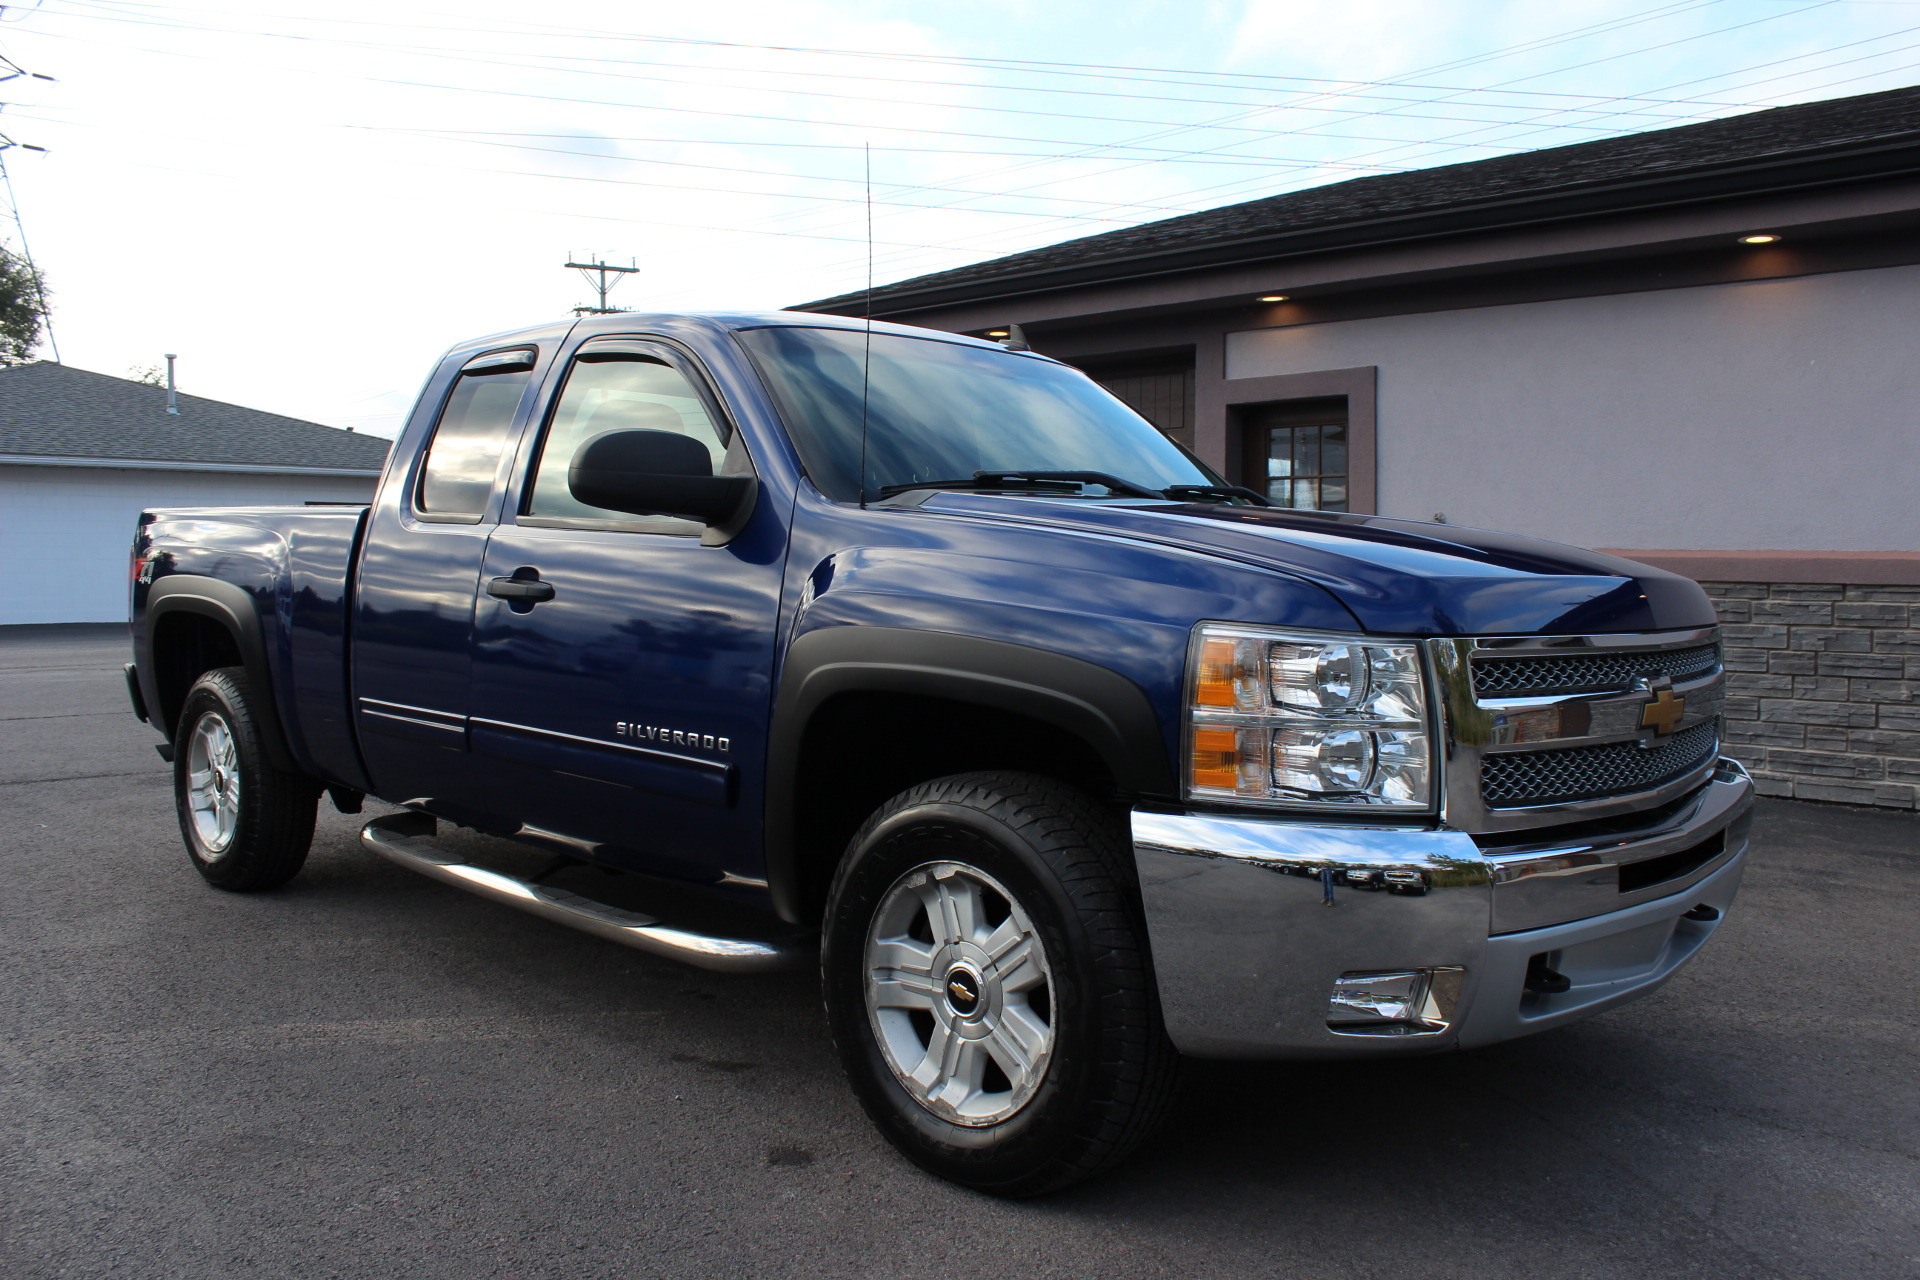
0, 362, 390, 624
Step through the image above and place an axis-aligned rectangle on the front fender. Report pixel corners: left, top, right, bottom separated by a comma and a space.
763, 625, 1172, 922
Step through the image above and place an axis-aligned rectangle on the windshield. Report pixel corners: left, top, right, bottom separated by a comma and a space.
737, 326, 1221, 503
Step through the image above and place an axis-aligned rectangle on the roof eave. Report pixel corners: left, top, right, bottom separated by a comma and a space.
0, 453, 386, 477
801, 132, 1920, 319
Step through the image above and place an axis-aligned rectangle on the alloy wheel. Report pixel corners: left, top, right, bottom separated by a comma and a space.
186, 710, 241, 857
864, 860, 1055, 1126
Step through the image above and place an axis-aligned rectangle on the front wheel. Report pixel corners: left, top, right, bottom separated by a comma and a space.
822, 771, 1177, 1197
172, 667, 318, 891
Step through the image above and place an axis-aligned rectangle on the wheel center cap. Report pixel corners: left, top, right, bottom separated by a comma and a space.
944, 966, 982, 1017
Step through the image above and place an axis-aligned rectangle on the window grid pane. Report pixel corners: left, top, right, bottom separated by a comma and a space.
1266, 423, 1348, 512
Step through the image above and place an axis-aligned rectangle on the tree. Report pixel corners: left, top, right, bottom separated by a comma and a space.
0, 243, 46, 365
127, 364, 164, 387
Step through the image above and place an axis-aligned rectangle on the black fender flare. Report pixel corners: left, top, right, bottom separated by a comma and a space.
763, 626, 1175, 922
144, 574, 299, 774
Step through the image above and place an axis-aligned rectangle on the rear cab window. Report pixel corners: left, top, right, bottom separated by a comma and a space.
414, 347, 539, 523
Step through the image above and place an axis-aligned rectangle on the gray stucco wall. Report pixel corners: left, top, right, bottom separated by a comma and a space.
1225, 263, 1920, 552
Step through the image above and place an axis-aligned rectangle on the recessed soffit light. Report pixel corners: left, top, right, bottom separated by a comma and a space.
1257, 294, 1289, 302
1738, 234, 1781, 245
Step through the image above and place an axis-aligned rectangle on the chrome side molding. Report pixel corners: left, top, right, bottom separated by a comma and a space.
360, 812, 807, 974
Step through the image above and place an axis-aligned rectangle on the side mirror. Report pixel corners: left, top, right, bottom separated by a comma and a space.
568, 429, 755, 526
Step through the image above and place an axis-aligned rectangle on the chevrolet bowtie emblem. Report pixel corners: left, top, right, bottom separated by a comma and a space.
1640, 687, 1686, 736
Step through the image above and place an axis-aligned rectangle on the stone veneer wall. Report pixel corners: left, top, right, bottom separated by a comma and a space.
1707, 580, 1920, 810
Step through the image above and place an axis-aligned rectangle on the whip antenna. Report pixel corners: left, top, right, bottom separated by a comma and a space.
859, 141, 873, 509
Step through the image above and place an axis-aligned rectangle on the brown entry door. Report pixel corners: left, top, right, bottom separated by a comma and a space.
1244, 398, 1348, 511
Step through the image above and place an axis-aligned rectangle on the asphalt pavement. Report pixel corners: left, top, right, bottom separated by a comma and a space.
3, 623, 1917, 1280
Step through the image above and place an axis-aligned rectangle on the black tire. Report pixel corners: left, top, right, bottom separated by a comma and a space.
172, 667, 318, 891
822, 770, 1177, 1197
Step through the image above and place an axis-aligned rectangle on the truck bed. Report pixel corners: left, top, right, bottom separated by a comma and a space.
135, 504, 373, 791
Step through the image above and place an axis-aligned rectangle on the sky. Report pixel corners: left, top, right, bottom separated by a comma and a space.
3, 0, 1919, 437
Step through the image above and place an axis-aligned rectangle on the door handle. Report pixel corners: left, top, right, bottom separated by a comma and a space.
487, 574, 555, 603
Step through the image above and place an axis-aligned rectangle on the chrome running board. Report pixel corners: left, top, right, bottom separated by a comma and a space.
360, 812, 806, 974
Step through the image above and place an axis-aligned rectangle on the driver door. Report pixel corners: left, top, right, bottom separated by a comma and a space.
464, 336, 785, 888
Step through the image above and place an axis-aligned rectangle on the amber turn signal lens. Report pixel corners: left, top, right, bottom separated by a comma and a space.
1191, 726, 1241, 790
1195, 638, 1237, 707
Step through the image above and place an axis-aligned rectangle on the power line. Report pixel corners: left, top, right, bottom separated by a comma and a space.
30, 24, 1599, 168
62, 0, 1775, 108
1282, 1, 1908, 185
878, 0, 1852, 257
373, 130, 1393, 214
28, 0, 1920, 302
36, 0, 1823, 261
772, 2, 1905, 288
745, 3, 1768, 244
36, 16, 1744, 159
385, 154, 1184, 225
366, 129, 1408, 169
1287, 0, 1854, 176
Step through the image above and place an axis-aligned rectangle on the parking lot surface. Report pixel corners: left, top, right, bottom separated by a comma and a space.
3, 623, 1917, 1279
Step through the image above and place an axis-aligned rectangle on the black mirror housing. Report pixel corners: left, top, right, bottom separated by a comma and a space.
568, 429, 755, 526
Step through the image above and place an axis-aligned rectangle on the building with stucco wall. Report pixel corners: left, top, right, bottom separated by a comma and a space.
800, 85, 1920, 809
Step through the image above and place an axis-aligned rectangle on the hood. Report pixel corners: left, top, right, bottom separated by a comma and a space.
917, 495, 1717, 637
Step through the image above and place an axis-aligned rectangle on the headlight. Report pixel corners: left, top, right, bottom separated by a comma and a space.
1185, 623, 1433, 810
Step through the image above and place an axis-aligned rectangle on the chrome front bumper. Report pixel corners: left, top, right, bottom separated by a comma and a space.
1133, 759, 1754, 1059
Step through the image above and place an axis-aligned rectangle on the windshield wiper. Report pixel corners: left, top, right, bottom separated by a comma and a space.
976, 470, 1171, 500
876, 471, 1273, 506
1164, 484, 1272, 507
875, 473, 1082, 499
877, 470, 1168, 501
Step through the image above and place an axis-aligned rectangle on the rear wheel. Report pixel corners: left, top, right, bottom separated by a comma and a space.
822, 771, 1176, 1197
172, 667, 318, 891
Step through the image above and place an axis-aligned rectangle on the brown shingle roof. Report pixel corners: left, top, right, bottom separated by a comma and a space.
800, 83, 1920, 315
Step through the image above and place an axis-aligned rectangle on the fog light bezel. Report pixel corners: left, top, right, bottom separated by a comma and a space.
1326, 967, 1464, 1036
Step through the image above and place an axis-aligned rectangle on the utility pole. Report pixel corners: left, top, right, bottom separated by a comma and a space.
0, 56, 58, 363
566, 252, 638, 316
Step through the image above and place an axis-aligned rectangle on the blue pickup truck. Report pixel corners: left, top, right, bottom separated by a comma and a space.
126, 311, 1752, 1195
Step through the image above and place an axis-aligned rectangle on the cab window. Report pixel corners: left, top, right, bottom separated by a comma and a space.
415, 350, 536, 522
523, 351, 729, 529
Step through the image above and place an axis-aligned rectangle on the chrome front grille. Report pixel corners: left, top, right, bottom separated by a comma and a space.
1431, 627, 1726, 835
1481, 721, 1719, 807
1471, 643, 1720, 697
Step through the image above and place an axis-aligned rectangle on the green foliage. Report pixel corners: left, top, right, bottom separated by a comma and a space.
0, 243, 46, 366
127, 364, 165, 387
